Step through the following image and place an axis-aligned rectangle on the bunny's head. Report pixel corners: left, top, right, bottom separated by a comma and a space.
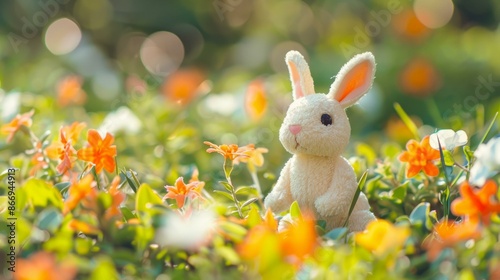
279, 51, 375, 157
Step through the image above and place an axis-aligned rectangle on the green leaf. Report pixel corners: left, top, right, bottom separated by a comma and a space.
21, 179, 63, 210
463, 146, 473, 165
290, 201, 302, 219
477, 112, 498, 149
241, 198, 258, 208
90, 256, 119, 280
215, 246, 240, 265
235, 186, 258, 195
219, 221, 247, 242
394, 103, 420, 140
343, 170, 367, 227
54, 181, 71, 193
220, 181, 234, 192
436, 138, 450, 185
213, 190, 235, 202
409, 202, 430, 228
246, 206, 262, 228
391, 183, 407, 202
324, 227, 348, 240
121, 170, 138, 193
442, 150, 455, 166
35, 207, 63, 232
0, 168, 18, 181
135, 183, 163, 218
39, 130, 52, 143
316, 220, 327, 231
75, 237, 93, 255
120, 207, 136, 221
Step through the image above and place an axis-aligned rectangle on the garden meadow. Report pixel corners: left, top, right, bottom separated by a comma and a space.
1, 0, 500, 279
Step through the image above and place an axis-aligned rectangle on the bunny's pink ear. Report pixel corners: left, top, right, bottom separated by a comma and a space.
285, 51, 315, 100
327, 52, 375, 108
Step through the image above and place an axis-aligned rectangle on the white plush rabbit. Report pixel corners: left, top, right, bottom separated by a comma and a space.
264, 50, 376, 232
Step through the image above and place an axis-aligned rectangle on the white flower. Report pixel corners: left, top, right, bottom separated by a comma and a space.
277, 213, 295, 233
155, 210, 216, 251
99, 106, 141, 135
469, 137, 500, 186
429, 129, 468, 150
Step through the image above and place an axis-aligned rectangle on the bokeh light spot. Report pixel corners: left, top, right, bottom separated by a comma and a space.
140, 31, 184, 77
44, 18, 82, 55
413, 0, 454, 29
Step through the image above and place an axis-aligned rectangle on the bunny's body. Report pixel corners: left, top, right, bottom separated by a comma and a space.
264, 51, 376, 232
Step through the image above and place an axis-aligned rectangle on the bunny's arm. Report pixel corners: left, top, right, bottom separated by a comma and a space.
264, 159, 293, 213
314, 158, 357, 218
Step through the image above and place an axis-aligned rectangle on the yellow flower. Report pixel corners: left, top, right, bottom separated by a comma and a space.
245, 79, 267, 121
235, 146, 269, 169
355, 219, 410, 257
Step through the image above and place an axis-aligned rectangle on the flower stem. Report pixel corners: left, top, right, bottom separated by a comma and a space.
249, 170, 265, 210
223, 159, 243, 218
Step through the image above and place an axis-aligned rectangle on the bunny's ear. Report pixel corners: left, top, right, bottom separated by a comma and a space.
285, 51, 315, 100
327, 52, 375, 108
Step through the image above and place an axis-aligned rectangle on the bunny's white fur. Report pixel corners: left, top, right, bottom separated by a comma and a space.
264, 51, 376, 232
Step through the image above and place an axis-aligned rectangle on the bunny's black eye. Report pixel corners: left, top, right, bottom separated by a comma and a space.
321, 114, 333, 126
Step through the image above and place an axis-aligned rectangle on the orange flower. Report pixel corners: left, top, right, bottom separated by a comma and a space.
77, 129, 117, 174
398, 135, 440, 178
355, 219, 410, 257
263, 208, 278, 231
393, 9, 429, 41
69, 219, 100, 235
238, 212, 317, 270
237, 225, 282, 271
279, 212, 318, 266
164, 177, 204, 208
423, 220, 480, 261
63, 174, 97, 215
46, 122, 86, 174
57, 75, 86, 107
451, 180, 500, 225
399, 57, 440, 97
162, 68, 206, 105
62, 121, 86, 144
14, 251, 77, 280
105, 176, 125, 220
47, 131, 76, 174
1, 110, 34, 143
204, 141, 255, 162
245, 79, 268, 121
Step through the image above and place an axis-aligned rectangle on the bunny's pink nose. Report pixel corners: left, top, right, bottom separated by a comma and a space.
289, 124, 302, 135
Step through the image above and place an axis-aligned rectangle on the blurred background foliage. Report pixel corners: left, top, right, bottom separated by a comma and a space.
0, 0, 499, 192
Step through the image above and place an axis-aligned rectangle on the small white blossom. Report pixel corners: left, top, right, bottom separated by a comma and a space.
469, 137, 500, 186
278, 213, 295, 233
99, 106, 141, 135
429, 129, 468, 151
155, 210, 216, 251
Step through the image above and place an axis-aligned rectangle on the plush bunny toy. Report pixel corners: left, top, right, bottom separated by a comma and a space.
264, 51, 376, 232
